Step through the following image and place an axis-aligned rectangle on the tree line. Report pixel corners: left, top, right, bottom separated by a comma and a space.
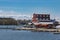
0, 18, 31, 25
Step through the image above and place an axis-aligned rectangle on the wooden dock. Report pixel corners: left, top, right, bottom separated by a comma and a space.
15, 27, 60, 32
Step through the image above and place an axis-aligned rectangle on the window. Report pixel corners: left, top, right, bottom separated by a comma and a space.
43, 15, 45, 17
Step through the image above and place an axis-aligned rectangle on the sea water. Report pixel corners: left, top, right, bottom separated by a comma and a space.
0, 25, 60, 40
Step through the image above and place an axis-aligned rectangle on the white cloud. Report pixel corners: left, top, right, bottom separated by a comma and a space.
0, 10, 32, 20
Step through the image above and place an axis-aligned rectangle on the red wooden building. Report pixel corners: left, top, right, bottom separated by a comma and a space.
32, 13, 53, 28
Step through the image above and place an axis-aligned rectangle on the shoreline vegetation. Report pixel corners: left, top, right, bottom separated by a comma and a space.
0, 18, 18, 25
0, 18, 31, 25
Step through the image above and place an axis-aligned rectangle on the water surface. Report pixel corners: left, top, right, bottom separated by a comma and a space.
0, 25, 60, 40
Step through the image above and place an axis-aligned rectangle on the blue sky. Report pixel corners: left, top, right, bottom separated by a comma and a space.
0, 0, 60, 20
